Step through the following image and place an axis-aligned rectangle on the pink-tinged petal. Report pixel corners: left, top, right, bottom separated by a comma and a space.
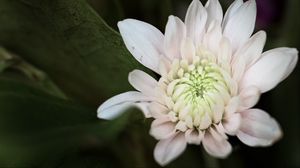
150, 117, 176, 140
223, 113, 241, 135
199, 112, 212, 130
181, 38, 196, 62
237, 109, 282, 146
241, 48, 298, 93
231, 31, 266, 82
222, 0, 243, 28
211, 94, 225, 123
233, 31, 267, 69
185, 0, 207, 45
205, 0, 223, 28
231, 55, 246, 82
225, 96, 240, 117
159, 58, 172, 77
154, 133, 187, 166
164, 16, 186, 59
223, 0, 257, 51
148, 102, 168, 119
238, 86, 261, 111
175, 120, 188, 132
98, 101, 151, 119
97, 91, 155, 119
203, 20, 223, 56
128, 69, 158, 96
215, 123, 228, 139
185, 129, 204, 145
118, 19, 164, 74
202, 129, 232, 158
209, 126, 227, 141
217, 37, 232, 70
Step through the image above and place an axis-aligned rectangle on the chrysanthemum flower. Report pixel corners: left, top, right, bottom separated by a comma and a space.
97, 0, 298, 166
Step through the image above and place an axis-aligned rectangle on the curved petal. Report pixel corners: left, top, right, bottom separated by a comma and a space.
203, 20, 223, 56
238, 86, 261, 111
148, 102, 169, 118
237, 109, 282, 146
118, 19, 164, 74
217, 37, 232, 71
223, 0, 257, 52
98, 102, 151, 119
97, 91, 155, 119
223, 113, 241, 135
181, 38, 196, 62
185, 0, 207, 46
233, 31, 266, 69
164, 16, 186, 59
185, 129, 204, 145
128, 69, 158, 96
225, 96, 240, 117
202, 128, 232, 158
222, 0, 243, 28
241, 47, 298, 93
150, 117, 176, 140
205, 0, 223, 28
154, 133, 187, 166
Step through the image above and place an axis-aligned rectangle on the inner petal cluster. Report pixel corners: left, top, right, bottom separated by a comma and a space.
159, 54, 233, 131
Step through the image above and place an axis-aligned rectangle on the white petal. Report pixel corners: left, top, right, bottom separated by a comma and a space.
209, 127, 226, 141
215, 123, 228, 139
212, 94, 225, 123
222, 0, 243, 28
223, 113, 241, 135
98, 101, 151, 119
231, 55, 246, 82
202, 129, 232, 158
217, 37, 232, 68
237, 109, 282, 146
205, 0, 223, 28
150, 117, 176, 140
241, 48, 298, 93
148, 102, 168, 118
97, 91, 155, 119
199, 112, 212, 129
118, 19, 164, 74
223, 0, 257, 51
181, 38, 196, 62
203, 20, 223, 56
185, 129, 203, 145
185, 0, 207, 46
128, 69, 158, 96
154, 133, 187, 166
159, 58, 172, 77
164, 16, 186, 59
238, 86, 260, 111
225, 96, 240, 117
233, 31, 266, 69
176, 121, 188, 132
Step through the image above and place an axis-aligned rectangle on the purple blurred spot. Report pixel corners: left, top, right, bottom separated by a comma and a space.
255, 0, 286, 29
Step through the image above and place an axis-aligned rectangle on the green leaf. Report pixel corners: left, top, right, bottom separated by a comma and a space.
0, 0, 146, 105
0, 78, 131, 167
0, 47, 68, 99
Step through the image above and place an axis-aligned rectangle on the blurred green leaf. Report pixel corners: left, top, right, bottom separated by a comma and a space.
0, 47, 67, 99
0, 0, 146, 105
0, 78, 132, 167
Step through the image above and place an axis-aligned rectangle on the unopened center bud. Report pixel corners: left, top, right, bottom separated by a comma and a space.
160, 55, 232, 130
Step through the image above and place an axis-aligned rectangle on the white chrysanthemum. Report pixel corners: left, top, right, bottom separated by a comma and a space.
97, 0, 298, 166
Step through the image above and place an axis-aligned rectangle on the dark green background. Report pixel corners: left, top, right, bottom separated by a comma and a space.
0, 0, 299, 167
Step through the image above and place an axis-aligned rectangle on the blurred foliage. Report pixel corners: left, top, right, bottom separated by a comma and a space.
0, 0, 299, 167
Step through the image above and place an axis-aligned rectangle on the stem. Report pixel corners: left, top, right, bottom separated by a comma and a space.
202, 150, 220, 168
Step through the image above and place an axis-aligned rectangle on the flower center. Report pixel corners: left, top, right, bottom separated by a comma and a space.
159, 55, 233, 130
